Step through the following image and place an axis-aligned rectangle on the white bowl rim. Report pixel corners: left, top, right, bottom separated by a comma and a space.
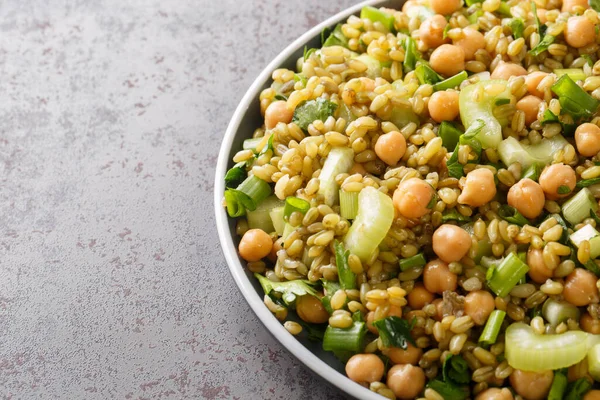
213, 1, 395, 398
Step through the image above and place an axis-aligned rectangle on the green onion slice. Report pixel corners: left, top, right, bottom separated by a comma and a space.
399, 253, 427, 271
479, 310, 506, 346
283, 196, 310, 220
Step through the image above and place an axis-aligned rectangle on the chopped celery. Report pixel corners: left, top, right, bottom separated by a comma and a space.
555, 68, 587, 82
401, 37, 419, 73
281, 222, 295, 240
548, 370, 568, 400
360, 6, 395, 32
542, 298, 581, 326
344, 186, 394, 262
353, 54, 383, 79
459, 80, 514, 149
322, 321, 366, 352
338, 103, 356, 123
243, 137, 262, 151
439, 121, 464, 150
318, 147, 354, 206
255, 273, 317, 306
505, 322, 588, 371
433, 71, 468, 91
415, 63, 443, 85
399, 253, 427, 271
479, 310, 506, 346
269, 206, 285, 236
487, 252, 529, 297
562, 188, 598, 225
339, 190, 359, 220
283, 196, 310, 220
552, 74, 600, 121
588, 343, 600, 381
247, 196, 284, 232
570, 224, 600, 259
497, 135, 569, 170
389, 105, 420, 129
334, 241, 356, 290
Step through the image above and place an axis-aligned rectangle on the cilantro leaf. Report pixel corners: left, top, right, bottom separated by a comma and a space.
292, 98, 338, 132
225, 161, 248, 188
372, 316, 416, 350
322, 24, 349, 48
334, 240, 356, 290
441, 209, 472, 223
427, 380, 469, 400
508, 18, 525, 39
443, 354, 471, 385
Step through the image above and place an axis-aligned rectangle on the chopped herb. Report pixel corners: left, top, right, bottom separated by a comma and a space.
498, 205, 530, 226
439, 121, 464, 150
303, 46, 317, 60
577, 177, 600, 188
521, 163, 542, 181
565, 378, 593, 400
584, 259, 600, 277
258, 134, 274, 157
546, 214, 570, 244
508, 18, 525, 39
415, 63, 443, 85
582, 54, 594, 66
426, 193, 437, 209
530, 34, 555, 56
433, 71, 468, 91
443, 23, 451, 39
591, 0, 600, 12
495, 98, 511, 106
321, 279, 341, 314
591, 209, 600, 227
426, 380, 469, 400
293, 73, 308, 87
224, 161, 248, 188
334, 240, 356, 290
531, 2, 547, 37
322, 24, 349, 48
540, 109, 576, 136
255, 273, 317, 306
443, 354, 470, 385
558, 185, 572, 195
399, 253, 427, 271
297, 320, 326, 342
372, 316, 416, 350
442, 209, 472, 223
292, 98, 338, 132
446, 146, 464, 179
274, 94, 287, 101
401, 37, 419, 73
551, 74, 600, 121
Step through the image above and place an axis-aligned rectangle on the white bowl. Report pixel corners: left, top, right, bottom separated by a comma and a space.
214, 1, 403, 398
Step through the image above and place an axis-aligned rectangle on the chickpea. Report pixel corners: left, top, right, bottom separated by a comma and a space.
539, 163, 576, 200
430, 0, 461, 15
527, 248, 554, 284
419, 15, 449, 49
430, 44, 465, 77
345, 354, 385, 384
516, 95, 542, 126
509, 369, 553, 400
423, 259, 458, 294
565, 16, 596, 48
428, 90, 460, 123
507, 178, 545, 219
476, 388, 514, 400
491, 62, 527, 81
464, 290, 495, 325
375, 131, 407, 166
457, 168, 497, 207
584, 390, 600, 400
455, 27, 486, 60
387, 364, 426, 400
264, 100, 293, 129
407, 283, 435, 310
563, 268, 600, 307
393, 178, 435, 220
385, 343, 423, 365
296, 294, 329, 324
432, 224, 471, 263
575, 123, 600, 157
580, 312, 600, 334
562, 0, 589, 13
525, 71, 549, 98
239, 229, 273, 262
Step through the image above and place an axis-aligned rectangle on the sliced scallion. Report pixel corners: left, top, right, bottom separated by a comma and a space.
439, 121, 463, 150
486, 252, 529, 297
521, 163, 541, 181
283, 196, 310, 220
548, 370, 568, 400
555, 68, 587, 82
478, 310, 506, 346
562, 188, 598, 225
339, 190, 359, 220
322, 321, 366, 353
551, 74, 600, 121
360, 6, 395, 32
433, 71, 468, 91
498, 205, 529, 226
399, 253, 427, 271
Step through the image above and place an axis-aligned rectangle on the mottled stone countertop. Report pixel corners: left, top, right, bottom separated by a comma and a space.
0, 0, 361, 399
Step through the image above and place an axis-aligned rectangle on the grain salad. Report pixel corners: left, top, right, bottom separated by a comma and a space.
222, 0, 600, 398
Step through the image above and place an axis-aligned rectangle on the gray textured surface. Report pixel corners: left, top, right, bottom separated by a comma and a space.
0, 0, 362, 399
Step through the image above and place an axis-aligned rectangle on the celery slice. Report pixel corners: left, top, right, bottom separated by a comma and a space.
318, 147, 354, 206
588, 343, 600, 381
542, 298, 581, 326
555, 68, 587, 82
497, 135, 568, 170
459, 80, 514, 149
505, 323, 588, 371
339, 190, 359, 220
269, 206, 285, 236
344, 186, 394, 262
246, 196, 284, 233
570, 224, 600, 259
562, 188, 598, 225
